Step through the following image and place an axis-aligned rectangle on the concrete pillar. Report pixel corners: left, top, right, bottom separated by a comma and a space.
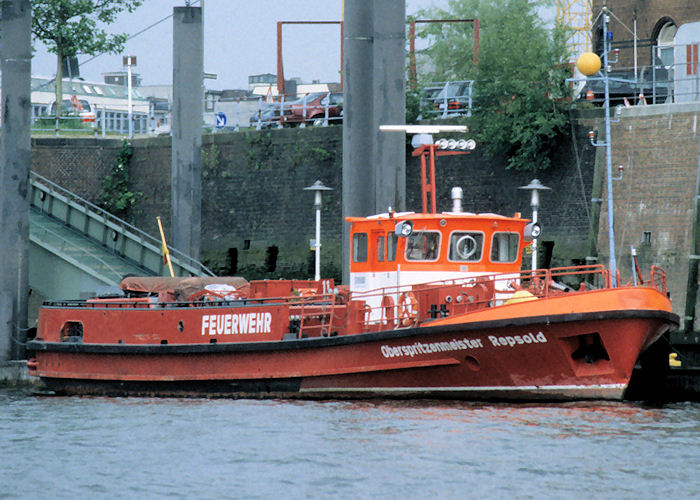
342, 0, 406, 283
0, 0, 31, 362
372, 0, 406, 213
172, 6, 203, 259
342, 0, 374, 281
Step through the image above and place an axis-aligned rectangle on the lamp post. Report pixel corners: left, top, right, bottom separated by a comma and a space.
519, 179, 551, 270
123, 55, 136, 138
304, 180, 332, 281
577, 8, 618, 286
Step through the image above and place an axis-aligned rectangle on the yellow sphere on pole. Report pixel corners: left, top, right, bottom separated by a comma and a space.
576, 52, 601, 76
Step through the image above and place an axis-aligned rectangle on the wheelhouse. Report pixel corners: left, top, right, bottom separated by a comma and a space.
347, 211, 531, 292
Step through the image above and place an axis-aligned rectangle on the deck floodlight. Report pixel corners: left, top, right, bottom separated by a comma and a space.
395, 220, 413, 237
465, 139, 476, 150
447, 139, 457, 149
436, 138, 449, 149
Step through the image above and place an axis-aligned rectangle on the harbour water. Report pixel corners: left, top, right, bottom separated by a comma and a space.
2, 389, 699, 499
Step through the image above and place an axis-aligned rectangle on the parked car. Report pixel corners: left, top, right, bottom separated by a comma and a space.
432, 81, 474, 117
48, 97, 96, 122
579, 63, 670, 106
249, 102, 281, 128
283, 92, 342, 126
417, 85, 444, 119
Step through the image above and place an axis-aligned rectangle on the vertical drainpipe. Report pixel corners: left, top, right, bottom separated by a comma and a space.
683, 146, 700, 333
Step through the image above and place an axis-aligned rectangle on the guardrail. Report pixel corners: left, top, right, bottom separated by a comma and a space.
31, 109, 149, 138
29, 171, 215, 278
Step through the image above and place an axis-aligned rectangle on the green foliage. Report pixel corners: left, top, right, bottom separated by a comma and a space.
99, 140, 140, 220
32, 0, 143, 117
201, 143, 223, 175
415, 0, 571, 172
406, 90, 421, 123
245, 131, 273, 171
291, 139, 333, 168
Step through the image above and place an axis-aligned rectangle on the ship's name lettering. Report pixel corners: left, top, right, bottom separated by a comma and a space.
488, 332, 547, 347
201, 312, 272, 335
381, 338, 483, 358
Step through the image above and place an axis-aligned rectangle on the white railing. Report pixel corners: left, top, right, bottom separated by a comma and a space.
250, 92, 343, 130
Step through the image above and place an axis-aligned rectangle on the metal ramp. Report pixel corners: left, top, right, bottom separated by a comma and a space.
29, 172, 214, 300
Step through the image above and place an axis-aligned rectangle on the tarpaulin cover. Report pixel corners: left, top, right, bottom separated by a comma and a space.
120, 276, 249, 302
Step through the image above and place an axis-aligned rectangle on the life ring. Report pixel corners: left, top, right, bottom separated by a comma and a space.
398, 292, 418, 327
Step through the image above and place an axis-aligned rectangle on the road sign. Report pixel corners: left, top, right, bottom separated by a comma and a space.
215, 112, 227, 129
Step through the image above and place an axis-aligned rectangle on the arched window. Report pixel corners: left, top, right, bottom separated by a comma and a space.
654, 19, 677, 68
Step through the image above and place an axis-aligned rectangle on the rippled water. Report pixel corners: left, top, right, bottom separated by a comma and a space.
1, 389, 698, 499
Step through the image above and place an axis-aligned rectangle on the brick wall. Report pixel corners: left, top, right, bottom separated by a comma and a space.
596, 104, 700, 322
590, 1, 700, 67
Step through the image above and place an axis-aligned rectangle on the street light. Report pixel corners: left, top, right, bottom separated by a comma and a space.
304, 180, 333, 281
519, 179, 550, 270
577, 7, 618, 286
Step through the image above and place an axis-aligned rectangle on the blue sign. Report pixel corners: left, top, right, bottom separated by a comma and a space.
215, 112, 227, 129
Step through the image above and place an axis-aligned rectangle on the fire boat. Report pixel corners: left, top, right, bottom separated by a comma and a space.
27, 129, 679, 400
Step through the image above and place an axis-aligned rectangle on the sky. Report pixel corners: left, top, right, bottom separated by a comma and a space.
31, 0, 452, 90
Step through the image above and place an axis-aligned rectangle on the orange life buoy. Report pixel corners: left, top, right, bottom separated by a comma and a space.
398, 292, 418, 327
381, 295, 396, 328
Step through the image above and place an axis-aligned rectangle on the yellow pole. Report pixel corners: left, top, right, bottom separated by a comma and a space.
157, 216, 175, 277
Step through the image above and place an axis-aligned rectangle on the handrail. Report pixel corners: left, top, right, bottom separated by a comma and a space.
30, 171, 215, 277
352, 263, 667, 331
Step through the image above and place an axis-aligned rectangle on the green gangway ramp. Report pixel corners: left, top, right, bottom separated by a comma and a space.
29, 172, 214, 300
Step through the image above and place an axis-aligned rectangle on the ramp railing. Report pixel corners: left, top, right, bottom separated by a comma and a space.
29, 172, 215, 278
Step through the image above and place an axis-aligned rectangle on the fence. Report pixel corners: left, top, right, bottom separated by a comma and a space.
31, 106, 149, 138
250, 92, 343, 130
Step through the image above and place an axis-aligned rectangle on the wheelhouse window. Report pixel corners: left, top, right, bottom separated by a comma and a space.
387, 232, 398, 262
353, 233, 367, 262
448, 231, 484, 262
405, 231, 440, 261
491, 232, 519, 263
376, 235, 385, 262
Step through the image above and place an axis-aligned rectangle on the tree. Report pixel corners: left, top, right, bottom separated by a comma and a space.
32, 0, 143, 119
415, 0, 571, 171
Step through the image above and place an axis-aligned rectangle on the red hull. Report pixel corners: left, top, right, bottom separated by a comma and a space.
28, 307, 676, 401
